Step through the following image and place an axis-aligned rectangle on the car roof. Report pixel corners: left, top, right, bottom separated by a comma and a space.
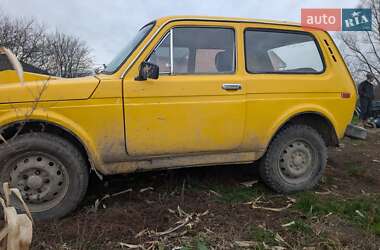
155, 15, 302, 27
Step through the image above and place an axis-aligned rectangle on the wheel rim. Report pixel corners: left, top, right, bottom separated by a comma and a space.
278, 139, 316, 184
4, 152, 69, 213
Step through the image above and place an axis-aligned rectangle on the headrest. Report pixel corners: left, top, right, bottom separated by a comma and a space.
215, 50, 233, 72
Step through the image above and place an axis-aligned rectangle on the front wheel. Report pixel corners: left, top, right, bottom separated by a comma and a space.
0, 133, 89, 220
259, 125, 327, 194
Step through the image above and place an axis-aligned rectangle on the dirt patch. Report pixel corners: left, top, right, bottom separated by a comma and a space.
31, 129, 380, 249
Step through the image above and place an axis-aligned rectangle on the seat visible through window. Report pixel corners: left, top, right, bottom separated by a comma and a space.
215, 50, 234, 73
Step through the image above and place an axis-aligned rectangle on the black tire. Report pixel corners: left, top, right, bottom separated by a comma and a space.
0, 133, 89, 220
259, 125, 327, 194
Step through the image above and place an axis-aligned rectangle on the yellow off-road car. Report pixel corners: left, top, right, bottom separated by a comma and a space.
0, 16, 356, 220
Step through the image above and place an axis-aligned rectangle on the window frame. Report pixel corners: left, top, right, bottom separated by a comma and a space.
145, 26, 237, 76
244, 28, 326, 75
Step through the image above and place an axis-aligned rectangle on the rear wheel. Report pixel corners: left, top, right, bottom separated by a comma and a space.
259, 125, 327, 193
0, 133, 89, 220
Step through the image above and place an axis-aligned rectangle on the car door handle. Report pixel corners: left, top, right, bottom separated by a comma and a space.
222, 83, 242, 90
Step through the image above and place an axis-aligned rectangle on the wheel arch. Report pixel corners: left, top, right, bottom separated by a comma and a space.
267, 109, 339, 150
0, 119, 99, 173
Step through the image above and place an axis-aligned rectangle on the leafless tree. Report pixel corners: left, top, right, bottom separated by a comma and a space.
0, 16, 47, 67
45, 32, 93, 77
0, 14, 93, 77
338, 0, 380, 83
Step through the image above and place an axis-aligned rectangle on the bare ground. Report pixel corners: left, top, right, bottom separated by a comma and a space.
31, 129, 380, 249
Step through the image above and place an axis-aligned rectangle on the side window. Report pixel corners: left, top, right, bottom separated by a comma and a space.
147, 27, 235, 75
147, 33, 171, 73
244, 29, 324, 74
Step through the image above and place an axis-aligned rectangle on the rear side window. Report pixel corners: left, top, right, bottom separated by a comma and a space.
147, 27, 235, 75
244, 29, 324, 74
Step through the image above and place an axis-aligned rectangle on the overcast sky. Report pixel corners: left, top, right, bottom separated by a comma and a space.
0, 0, 359, 65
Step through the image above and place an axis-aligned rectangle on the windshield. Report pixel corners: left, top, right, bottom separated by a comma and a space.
103, 22, 155, 74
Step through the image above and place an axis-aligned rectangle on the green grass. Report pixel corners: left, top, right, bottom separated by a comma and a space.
182, 236, 209, 250
212, 184, 268, 204
248, 225, 277, 249
346, 164, 365, 177
321, 175, 335, 185
294, 192, 380, 235
351, 114, 360, 125
286, 219, 313, 235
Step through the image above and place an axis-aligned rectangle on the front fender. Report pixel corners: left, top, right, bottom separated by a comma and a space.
0, 106, 102, 168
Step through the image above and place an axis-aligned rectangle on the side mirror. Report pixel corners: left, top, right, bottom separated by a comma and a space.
135, 61, 159, 81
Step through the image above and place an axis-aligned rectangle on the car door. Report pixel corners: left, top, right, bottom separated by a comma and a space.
123, 24, 246, 156
239, 24, 330, 151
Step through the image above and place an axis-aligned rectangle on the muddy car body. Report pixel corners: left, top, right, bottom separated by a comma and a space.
0, 16, 356, 219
